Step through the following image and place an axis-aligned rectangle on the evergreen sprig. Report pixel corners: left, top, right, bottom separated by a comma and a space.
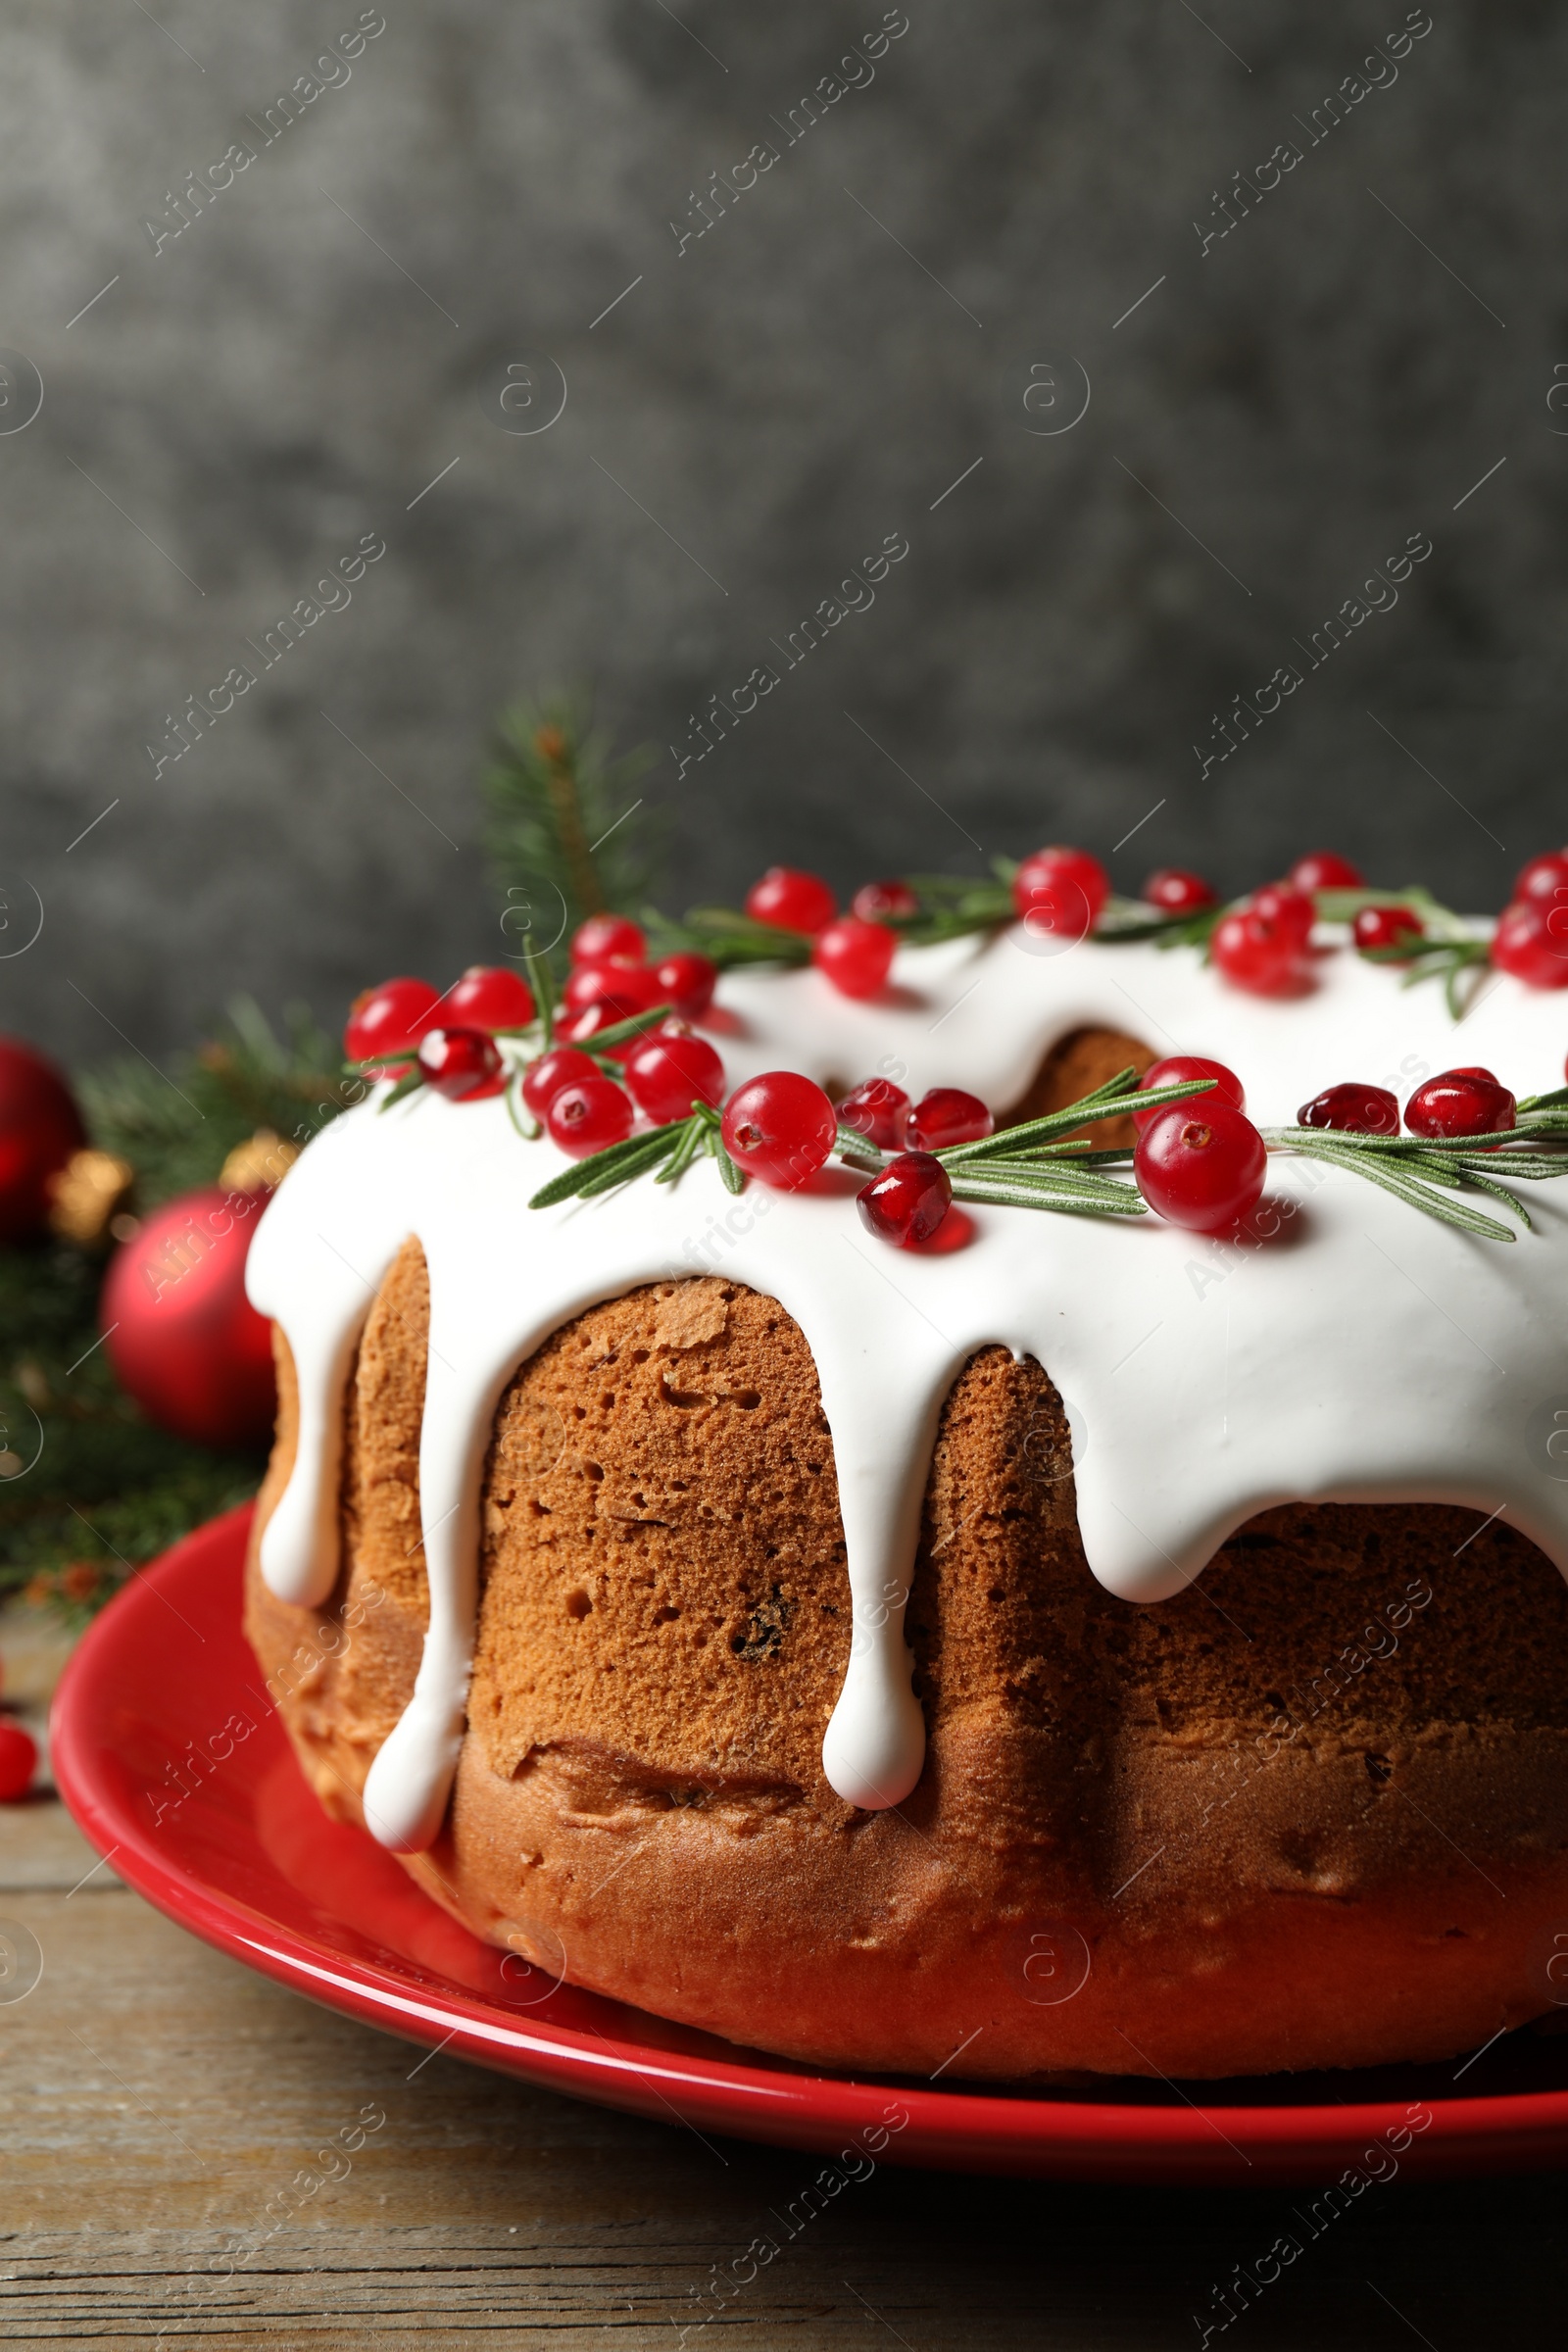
484, 691, 662, 970
1259, 1109, 1568, 1244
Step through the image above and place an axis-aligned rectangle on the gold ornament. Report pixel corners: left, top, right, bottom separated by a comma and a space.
218, 1128, 301, 1196
46, 1149, 135, 1248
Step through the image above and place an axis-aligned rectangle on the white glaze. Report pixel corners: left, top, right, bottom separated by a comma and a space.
247, 924, 1568, 1849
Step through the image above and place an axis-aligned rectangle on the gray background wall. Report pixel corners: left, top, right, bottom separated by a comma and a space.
2, 0, 1562, 1062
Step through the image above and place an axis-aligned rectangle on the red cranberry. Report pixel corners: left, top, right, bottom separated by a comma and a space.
442, 964, 536, 1032
570, 912, 645, 965
343, 976, 440, 1065
1011, 846, 1109, 948
1251, 880, 1315, 945
745, 866, 837, 936
652, 951, 717, 1020
1210, 904, 1312, 996
1135, 1103, 1268, 1232
624, 1027, 726, 1124
852, 878, 920, 924
561, 1004, 655, 1059
416, 1026, 506, 1102
1298, 1082, 1399, 1134
520, 1047, 602, 1116
1133, 1056, 1245, 1131
546, 1075, 634, 1157
857, 1152, 953, 1249
563, 959, 664, 1017
837, 1078, 909, 1152
813, 916, 896, 1000
1513, 849, 1568, 905
1404, 1069, 1516, 1138
720, 1072, 837, 1188
1493, 898, 1568, 990
1352, 905, 1424, 956
906, 1089, 993, 1151
0, 1721, 36, 1801
1289, 851, 1364, 893
1143, 867, 1217, 915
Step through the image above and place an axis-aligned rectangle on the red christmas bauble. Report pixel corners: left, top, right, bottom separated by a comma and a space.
103, 1187, 276, 1447
0, 1036, 87, 1245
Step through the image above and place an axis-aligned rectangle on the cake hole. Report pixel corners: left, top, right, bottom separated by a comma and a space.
652, 1605, 680, 1626
660, 1373, 709, 1408
564, 1590, 592, 1620
584, 1462, 605, 1481
1364, 1752, 1393, 1788
729, 1390, 761, 1410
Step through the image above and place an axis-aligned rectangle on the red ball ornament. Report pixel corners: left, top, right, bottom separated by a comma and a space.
546, 1076, 633, 1158
1492, 899, 1568, 990
652, 952, 717, 1021
745, 866, 838, 936
1011, 846, 1109, 946
442, 965, 535, 1032
837, 1078, 909, 1151
1353, 905, 1424, 956
721, 1073, 837, 1189
1143, 868, 1217, 915
857, 1152, 953, 1249
852, 879, 920, 924
1133, 1056, 1244, 1131
521, 1047, 601, 1117
416, 1026, 506, 1102
813, 916, 896, 1000
570, 913, 645, 966
0, 1721, 36, 1802
906, 1089, 993, 1151
1298, 1082, 1399, 1134
103, 1187, 277, 1447
1289, 851, 1364, 893
1135, 1103, 1268, 1232
1513, 849, 1568, 905
1404, 1069, 1516, 1139
0, 1037, 87, 1245
343, 977, 440, 1069
624, 1027, 726, 1124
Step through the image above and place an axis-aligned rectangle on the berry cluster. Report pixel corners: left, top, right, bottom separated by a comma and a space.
743, 865, 899, 999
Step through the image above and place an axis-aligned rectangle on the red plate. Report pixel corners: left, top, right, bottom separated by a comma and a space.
51, 1505, 1568, 2183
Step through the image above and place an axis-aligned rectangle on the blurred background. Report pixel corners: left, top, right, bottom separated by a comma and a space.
2, 0, 1561, 1062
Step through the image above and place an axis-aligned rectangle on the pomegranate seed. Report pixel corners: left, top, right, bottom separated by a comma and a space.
1011, 846, 1109, 947
857, 1152, 953, 1249
1298, 1081, 1399, 1134
1352, 905, 1424, 956
1143, 867, 1217, 914
720, 1072, 837, 1189
1512, 849, 1568, 905
1210, 903, 1312, 996
563, 959, 664, 1017
652, 951, 717, 1020
813, 916, 896, 1000
837, 1078, 909, 1151
547, 1075, 634, 1157
1133, 1056, 1244, 1131
624, 1026, 726, 1124
906, 1089, 993, 1151
416, 1026, 506, 1102
1135, 1103, 1268, 1232
520, 1047, 602, 1116
1404, 1069, 1516, 1138
0, 1721, 36, 1801
852, 878, 919, 924
1289, 851, 1364, 893
745, 866, 838, 935
343, 976, 440, 1065
570, 912, 645, 965
442, 964, 536, 1031
1492, 898, 1568, 989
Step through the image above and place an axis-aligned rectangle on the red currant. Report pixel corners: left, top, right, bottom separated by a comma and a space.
546, 1075, 634, 1157
343, 976, 440, 1066
1133, 1055, 1244, 1131
906, 1089, 993, 1151
1289, 851, 1364, 893
416, 1026, 506, 1102
570, 912, 645, 965
721, 1072, 837, 1188
1404, 1069, 1516, 1138
1011, 846, 1109, 946
563, 960, 667, 1018
837, 1078, 909, 1151
852, 878, 919, 924
624, 1026, 725, 1124
1513, 849, 1568, 905
442, 964, 536, 1031
1352, 905, 1424, 956
520, 1047, 601, 1116
1492, 898, 1568, 989
1135, 1103, 1268, 1232
651, 951, 717, 1021
813, 916, 896, 1000
745, 866, 837, 935
857, 1152, 953, 1249
0, 1721, 35, 1801
1143, 867, 1217, 914
1298, 1082, 1399, 1134
1210, 903, 1312, 996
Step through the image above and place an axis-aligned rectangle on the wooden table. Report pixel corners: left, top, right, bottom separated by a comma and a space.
3, 1611, 1566, 2349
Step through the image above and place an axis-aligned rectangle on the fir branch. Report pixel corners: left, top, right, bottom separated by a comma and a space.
484, 690, 662, 968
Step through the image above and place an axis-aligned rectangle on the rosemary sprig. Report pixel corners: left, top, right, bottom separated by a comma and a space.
527, 1098, 742, 1208
1317, 885, 1493, 1018
1259, 1110, 1568, 1244
361, 1001, 676, 1118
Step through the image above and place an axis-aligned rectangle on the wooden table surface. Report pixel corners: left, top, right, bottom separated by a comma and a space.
3, 1609, 1567, 2350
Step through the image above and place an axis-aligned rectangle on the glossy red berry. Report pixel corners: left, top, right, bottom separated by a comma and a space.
720, 1072, 837, 1189
0, 1721, 36, 1802
1513, 849, 1568, 905
652, 951, 717, 1021
857, 1152, 953, 1249
1251, 881, 1315, 945
546, 1075, 634, 1158
624, 1027, 726, 1124
1135, 1103, 1268, 1232
442, 964, 536, 1032
813, 916, 896, 1000
1133, 1056, 1245, 1131
1298, 1082, 1399, 1134
343, 976, 440, 1066
563, 958, 663, 1016
1352, 905, 1424, 956
745, 866, 837, 936
1404, 1068, 1516, 1138
906, 1089, 993, 1151
1289, 851, 1364, 893
1210, 903, 1312, 996
520, 1047, 601, 1116
837, 1078, 909, 1151
416, 1026, 506, 1102
852, 878, 920, 924
1011, 846, 1109, 946
1143, 867, 1217, 915
1492, 899, 1568, 989
570, 912, 645, 965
